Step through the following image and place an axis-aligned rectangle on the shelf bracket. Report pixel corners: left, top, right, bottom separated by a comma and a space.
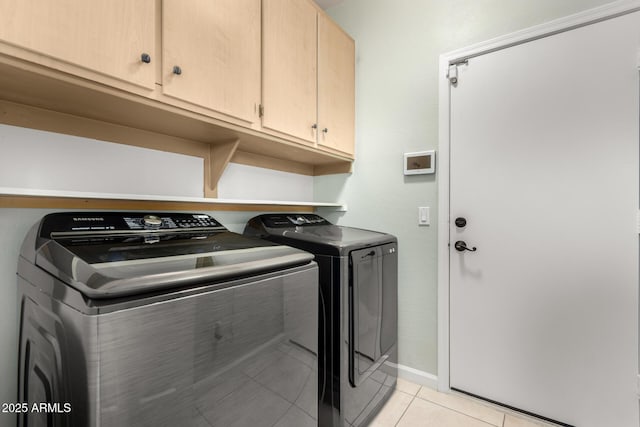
206, 139, 240, 198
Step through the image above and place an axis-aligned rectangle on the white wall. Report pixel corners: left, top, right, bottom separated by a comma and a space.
0, 124, 204, 197
0, 123, 314, 203
218, 163, 313, 202
317, 0, 615, 376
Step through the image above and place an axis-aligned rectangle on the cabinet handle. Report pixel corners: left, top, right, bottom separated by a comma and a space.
311, 124, 318, 129
322, 128, 328, 133
140, 53, 151, 63
172, 66, 182, 75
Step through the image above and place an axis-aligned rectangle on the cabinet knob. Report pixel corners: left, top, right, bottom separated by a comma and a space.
172, 65, 182, 75
311, 124, 318, 129
322, 128, 328, 133
140, 53, 151, 63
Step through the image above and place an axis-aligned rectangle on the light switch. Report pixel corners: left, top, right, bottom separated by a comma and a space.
418, 207, 430, 226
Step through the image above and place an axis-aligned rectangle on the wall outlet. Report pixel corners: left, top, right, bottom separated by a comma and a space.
418, 207, 430, 226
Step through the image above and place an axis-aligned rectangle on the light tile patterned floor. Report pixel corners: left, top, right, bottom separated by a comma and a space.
368, 379, 557, 427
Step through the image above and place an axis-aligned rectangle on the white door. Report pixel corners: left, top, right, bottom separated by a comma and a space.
449, 12, 640, 427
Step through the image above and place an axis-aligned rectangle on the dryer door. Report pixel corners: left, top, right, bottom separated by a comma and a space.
348, 243, 397, 387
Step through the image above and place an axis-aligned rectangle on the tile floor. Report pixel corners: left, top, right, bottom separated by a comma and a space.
368, 379, 556, 427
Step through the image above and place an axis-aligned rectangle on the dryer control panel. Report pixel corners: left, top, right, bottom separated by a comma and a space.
261, 214, 331, 228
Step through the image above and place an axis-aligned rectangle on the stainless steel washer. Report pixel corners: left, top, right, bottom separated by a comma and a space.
17, 212, 318, 427
244, 213, 398, 427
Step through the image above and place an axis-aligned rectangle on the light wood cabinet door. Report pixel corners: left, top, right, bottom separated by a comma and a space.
317, 13, 355, 156
0, 0, 156, 90
262, 0, 317, 143
162, 0, 261, 124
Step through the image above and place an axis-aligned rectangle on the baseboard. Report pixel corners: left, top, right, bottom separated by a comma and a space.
395, 363, 439, 390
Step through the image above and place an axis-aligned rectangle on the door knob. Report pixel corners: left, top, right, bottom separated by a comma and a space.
454, 241, 477, 252
455, 217, 467, 227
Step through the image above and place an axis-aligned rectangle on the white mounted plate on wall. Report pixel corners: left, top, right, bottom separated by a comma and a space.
404, 150, 435, 175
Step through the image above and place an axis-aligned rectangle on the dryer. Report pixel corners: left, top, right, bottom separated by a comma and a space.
17, 212, 318, 427
244, 213, 398, 427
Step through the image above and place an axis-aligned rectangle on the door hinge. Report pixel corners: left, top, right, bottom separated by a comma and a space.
258, 104, 264, 118
447, 59, 468, 86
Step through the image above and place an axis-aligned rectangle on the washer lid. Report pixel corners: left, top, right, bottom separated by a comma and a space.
31, 213, 314, 299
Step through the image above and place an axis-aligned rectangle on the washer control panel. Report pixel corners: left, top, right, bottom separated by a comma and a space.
41, 212, 226, 237
123, 214, 223, 230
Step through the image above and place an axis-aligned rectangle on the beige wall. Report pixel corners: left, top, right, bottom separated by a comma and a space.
316, 0, 616, 376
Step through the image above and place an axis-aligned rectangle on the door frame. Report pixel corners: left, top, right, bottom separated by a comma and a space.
436, 0, 640, 392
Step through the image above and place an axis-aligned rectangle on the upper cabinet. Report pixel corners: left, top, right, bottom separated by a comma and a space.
162, 0, 261, 125
317, 13, 355, 157
0, 0, 156, 91
0, 0, 355, 192
262, 0, 355, 156
262, 0, 318, 144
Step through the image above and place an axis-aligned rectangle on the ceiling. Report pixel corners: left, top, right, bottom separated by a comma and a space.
314, 0, 344, 10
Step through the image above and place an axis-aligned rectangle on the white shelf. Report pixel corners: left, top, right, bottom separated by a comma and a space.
0, 187, 347, 210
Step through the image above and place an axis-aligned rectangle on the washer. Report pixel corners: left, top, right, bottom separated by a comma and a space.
244, 213, 398, 427
17, 212, 318, 427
